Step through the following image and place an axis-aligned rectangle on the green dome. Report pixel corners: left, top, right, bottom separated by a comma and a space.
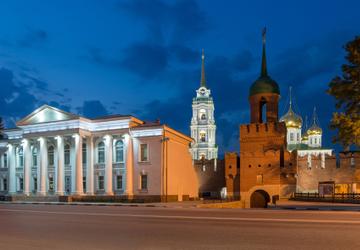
250, 75, 280, 96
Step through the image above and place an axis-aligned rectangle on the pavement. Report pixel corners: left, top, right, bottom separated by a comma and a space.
1, 203, 360, 249
2, 199, 360, 211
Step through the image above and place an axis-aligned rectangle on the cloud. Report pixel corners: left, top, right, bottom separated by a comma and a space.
0, 68, 38, 125
121, 43, 169, 78
119, 0, 208, 42
78, 100, 109, 118
17, 29, 48, 48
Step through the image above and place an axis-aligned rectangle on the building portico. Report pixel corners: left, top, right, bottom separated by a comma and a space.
0, 105, 199, 202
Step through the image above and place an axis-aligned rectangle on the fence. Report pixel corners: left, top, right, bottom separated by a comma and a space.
292, 192, 360, 203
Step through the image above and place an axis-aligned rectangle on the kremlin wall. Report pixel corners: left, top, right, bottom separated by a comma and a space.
192, 30, 359, 208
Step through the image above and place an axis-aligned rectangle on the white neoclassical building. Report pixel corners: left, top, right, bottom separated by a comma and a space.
0, 105, 199, 201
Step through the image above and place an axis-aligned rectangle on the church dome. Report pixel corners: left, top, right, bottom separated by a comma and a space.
249, 28, 280, 97
302, 131, 309, 141
250, 76, 280, 96
307, 124, 322, 135
280, 107, 302, 129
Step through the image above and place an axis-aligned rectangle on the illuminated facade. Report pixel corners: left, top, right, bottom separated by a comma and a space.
0, 105, 199, 201
190, 50, 218, 161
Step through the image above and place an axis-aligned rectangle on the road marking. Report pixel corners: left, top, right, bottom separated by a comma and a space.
0, 208, 360, 224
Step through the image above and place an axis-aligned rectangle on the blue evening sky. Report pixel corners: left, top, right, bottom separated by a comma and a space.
0, 0, 359, 154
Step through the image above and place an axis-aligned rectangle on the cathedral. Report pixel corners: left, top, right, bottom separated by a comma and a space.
225, 30, 359, 208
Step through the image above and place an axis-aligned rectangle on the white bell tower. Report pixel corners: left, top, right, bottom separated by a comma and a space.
190, 50, 218, 161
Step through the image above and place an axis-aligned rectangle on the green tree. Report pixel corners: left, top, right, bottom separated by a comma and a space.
328, 36, 360, 150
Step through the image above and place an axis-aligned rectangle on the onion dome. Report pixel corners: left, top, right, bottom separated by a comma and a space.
307, 124, 322, 135
280, 106, 303, 129
307, 107, 322, 135
250, 28, 280, 96
302, 131, 309, 141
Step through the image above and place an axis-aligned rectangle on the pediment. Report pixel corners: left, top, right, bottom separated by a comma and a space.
17, 105, 78, 126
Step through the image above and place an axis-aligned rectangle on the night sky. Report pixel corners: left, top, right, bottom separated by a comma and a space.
1, 0, 359, 155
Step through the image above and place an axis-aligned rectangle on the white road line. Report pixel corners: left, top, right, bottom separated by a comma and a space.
0, 208, 360, 224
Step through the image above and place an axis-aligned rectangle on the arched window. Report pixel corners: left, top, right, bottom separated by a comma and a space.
32, 148, 38, 166
48, 146, 55, 166
64, 144, 70, 165
290, 133, 294, 141
201, 113, 206, 120
115, 140, 124, 163
200, 132, 206, 142
18, 147, 24, 167
98, 142, 105, 164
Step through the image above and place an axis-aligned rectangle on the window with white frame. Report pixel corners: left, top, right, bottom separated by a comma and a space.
140, 144, 148, 162
116, 175, 123, 190
200, 131, 206, 142
290, 133, 294, 141
49, 177, 54, 192
48, 146, 55, 166
98, 176, 104, 190
18, 147, 24, 167
82, 143, 87, 164
115, 140, 124, 163
140, 174, 148, 190
2, 154, 7, 168
64, 144, 70, 165
98, 142, 105, 164
32, 148, 37, 166
18, 177, 23, 191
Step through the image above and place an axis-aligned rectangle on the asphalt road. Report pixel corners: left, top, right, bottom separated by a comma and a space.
0, 204, 360, 250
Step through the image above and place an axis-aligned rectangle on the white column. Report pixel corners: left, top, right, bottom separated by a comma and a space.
125, 135, 134, 196
105, 135, 113, 195
56, 136, 65, 195
73, 134, 83, 195
23, 139, 31, 196
8, 144, 16, 194
86, 137, 94, 195
39, 137, 48, 195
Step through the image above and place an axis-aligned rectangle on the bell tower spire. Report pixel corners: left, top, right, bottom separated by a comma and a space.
190, 49, 217, 162
261, 27, 268, 77
200, 49, 206, 87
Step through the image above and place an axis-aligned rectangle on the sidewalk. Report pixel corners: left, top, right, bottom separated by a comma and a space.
273, 200, 360, 211
0, 200, 201, 209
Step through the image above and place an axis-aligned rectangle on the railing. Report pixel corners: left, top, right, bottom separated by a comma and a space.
292, 192, 360, 203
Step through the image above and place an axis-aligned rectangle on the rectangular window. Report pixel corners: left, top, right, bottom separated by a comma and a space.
82, 144, 87, 164
297, 133, 300, 142
49, 177, 54, 192
65, 176, 71, 193
256, 174, 263, 185
141, 174, 148, 190
33, 177, 37, 192
98, 176, 104, 190
290, 133, 294, 141
4, 154, 7, 168
140, 144, 148, 162
83, 177, 86, 192
116, 175, 123, 190
3, 178, 7, 191
33, 154, 37, 167
19, 177, 24, 191
351, 157, 355, 168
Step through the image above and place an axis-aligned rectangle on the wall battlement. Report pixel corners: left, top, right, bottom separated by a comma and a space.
240, 122, 286, 139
